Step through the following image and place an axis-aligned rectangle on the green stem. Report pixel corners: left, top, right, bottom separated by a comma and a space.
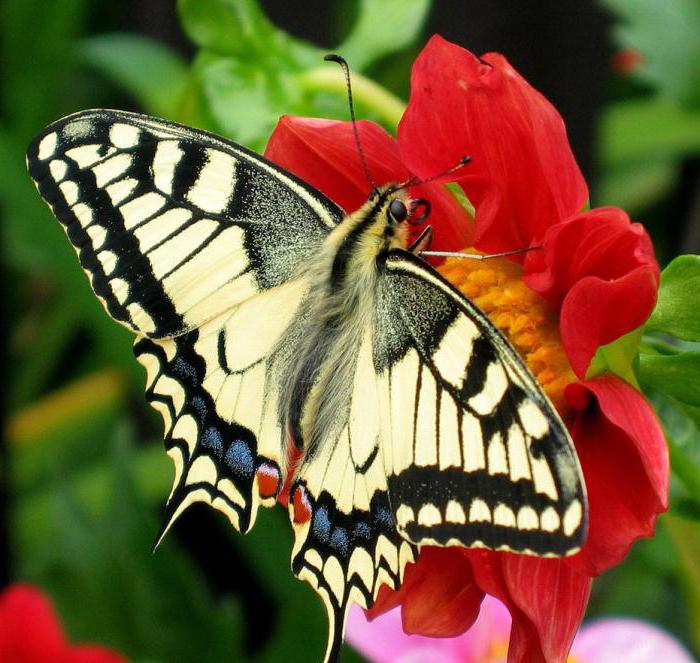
667, 430, 700, 500
663, 515, 700, 655
298, 66, 406, 129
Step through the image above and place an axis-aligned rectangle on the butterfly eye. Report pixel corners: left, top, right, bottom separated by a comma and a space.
409, 199, 431, 225
388, 199, 408, 223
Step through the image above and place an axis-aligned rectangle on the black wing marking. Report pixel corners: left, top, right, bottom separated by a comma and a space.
137, 278, 310, 537
289, 331, 417, 663
375, 250, 587, 556
27, 109, 343, 338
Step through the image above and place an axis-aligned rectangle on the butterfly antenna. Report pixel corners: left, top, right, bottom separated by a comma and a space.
398, 155, 472, 190
324, 54, 378, 193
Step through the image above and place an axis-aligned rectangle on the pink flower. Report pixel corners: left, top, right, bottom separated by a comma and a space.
347, 596, 696, 663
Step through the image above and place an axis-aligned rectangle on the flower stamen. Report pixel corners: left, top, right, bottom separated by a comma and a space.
438, 250, 576, 414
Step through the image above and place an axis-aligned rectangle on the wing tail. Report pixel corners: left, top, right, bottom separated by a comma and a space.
288, 332, 417, 661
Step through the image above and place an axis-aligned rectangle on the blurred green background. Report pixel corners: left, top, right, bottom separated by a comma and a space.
2, 0, 700, 661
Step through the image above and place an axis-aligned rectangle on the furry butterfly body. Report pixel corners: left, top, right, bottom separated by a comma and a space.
27, 109, 587, 662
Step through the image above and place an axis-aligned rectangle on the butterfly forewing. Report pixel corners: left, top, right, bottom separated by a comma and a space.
376, 251, 587, 555
26, 110, 343, 538
26, 109, 342, 338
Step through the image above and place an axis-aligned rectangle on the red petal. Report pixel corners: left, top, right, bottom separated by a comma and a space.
524, 207, 657, 309
399, 35, 587, 254
0, 585, 126, 663
408, 180, 473, 252
265, 115, 405, 214
504, 556, 591, 663
565, 376, 669, 576
366, 547, 483, 637
559, 269, 659, 378
467, 551, 590, 663
524, 208, 660, 378
366, 583, 405, 619
0, 584, 68, 661
265, 115, 472, 249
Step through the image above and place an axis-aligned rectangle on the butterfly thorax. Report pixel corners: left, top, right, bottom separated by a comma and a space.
280, 186, 410, 458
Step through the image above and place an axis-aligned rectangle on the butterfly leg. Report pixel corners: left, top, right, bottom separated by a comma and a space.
408, 225, 433, 255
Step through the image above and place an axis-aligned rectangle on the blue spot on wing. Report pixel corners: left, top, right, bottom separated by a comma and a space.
330, 527, 350, 557
352, 521, 372, 541
202, 427, 224, 455
313, 506, 331, 544
172, 357, 198, 387
225, 439, 255, 478
190, 395, 209, 422
375, 506, 394, 528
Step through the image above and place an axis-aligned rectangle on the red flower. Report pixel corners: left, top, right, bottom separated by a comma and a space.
264, 34, 668, 663
524, 207, 660, 378
0, 584, 127, 663
612, 48, 645, 75
398, 34, 588, 256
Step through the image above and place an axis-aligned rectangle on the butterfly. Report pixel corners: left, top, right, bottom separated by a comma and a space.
27, 98, 587, 662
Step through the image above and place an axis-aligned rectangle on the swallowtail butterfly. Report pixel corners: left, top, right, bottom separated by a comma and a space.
27, 100, 587, 661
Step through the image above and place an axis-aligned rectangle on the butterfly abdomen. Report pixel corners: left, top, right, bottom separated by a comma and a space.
280, 187, 409, 457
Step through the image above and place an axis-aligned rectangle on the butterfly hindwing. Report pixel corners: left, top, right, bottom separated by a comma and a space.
26, 109, 342, 338
136, 277, 311, 537
288, 251, 586, 663
290, 329, 417, 662
376, 251, 587, 555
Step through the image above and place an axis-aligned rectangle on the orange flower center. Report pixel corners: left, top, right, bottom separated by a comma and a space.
438, 251, 576, 416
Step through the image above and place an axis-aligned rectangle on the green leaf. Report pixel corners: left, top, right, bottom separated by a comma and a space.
586, 521, 690, 641
595, 100, 700, 210
649, 390, 700, 510
600, 99, 700, 168
647, 255, 700, 341
639, 352, 700, 407
664, 516, 700, 654
602, 0, 700, 108
192, 51, 288, 150
8, 298, 90, 410
338, 0, 431, 70
179, 0, 312, 61
1, 0, 90, 135
13, 426, 245, 662
8, 369, 130, 495
595, 158, 678, 212
586, 327, 642, 385
178, 0, 271, 56
79, 33, 188, 118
